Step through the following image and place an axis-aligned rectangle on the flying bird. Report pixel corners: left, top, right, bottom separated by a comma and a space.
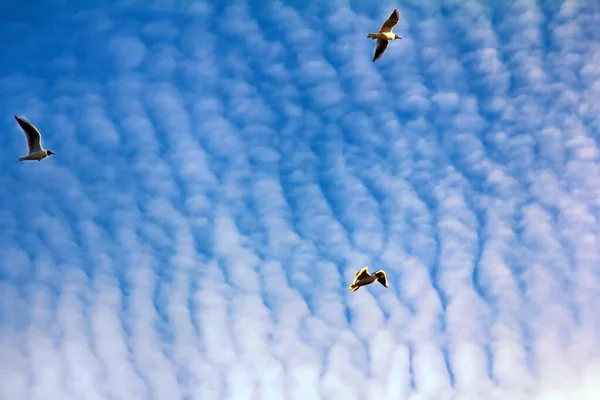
14, 115, 55, 162
367, 9, 402, 62
349, 267, 388, 291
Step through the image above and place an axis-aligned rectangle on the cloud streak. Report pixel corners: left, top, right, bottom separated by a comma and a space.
1, 1, 600, 399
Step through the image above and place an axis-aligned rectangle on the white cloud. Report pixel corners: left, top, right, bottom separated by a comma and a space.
109, 36, 147, 70
1, 1, 600, 399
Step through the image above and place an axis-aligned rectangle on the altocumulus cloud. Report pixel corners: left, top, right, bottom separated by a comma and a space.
1, 0, 600, 399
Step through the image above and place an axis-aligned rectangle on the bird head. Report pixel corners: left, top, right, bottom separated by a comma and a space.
395, 34, 402, 40
47, 150, 55, 156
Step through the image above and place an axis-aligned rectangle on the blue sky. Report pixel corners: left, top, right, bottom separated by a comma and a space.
1, 0, 600, 399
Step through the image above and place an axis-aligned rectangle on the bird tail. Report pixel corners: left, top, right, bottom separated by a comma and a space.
367, 33, 377, 39
374, 270, 388, 287
349, 283, 360, 291
18, 156, 28, 162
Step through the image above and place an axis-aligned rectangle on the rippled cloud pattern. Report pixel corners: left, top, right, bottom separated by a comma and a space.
1, 1, 600, 399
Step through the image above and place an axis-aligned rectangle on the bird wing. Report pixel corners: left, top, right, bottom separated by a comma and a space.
379, 9, 400, 33
354, 267, 371, 281
15, 115, 42, 153
373, 38, 389, 62
374, 270, 388, 287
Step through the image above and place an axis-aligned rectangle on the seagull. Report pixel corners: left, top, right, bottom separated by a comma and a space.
367, 9, 402, 62
349, 267, 388, 291
14, 115, 55, 162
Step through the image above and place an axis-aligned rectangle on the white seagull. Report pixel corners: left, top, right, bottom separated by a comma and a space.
349, 267, 389, 291
14, 115, 55, 162
367, 9, 402, 62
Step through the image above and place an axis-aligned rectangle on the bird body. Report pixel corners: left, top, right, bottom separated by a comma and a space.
18, 150, 52, 162
349, 267, 388, 291
14, 115, 55, 162
368, 32, 397, 41
368, 9, 402, 62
